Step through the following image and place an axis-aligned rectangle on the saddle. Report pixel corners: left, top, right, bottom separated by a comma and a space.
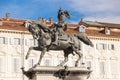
58, 34, 68, 41
58, 34, 74, 45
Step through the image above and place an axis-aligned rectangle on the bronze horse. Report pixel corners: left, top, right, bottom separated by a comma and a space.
25, 21, 93, 67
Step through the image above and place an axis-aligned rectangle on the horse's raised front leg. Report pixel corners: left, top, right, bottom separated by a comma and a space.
25, 46, 40, 59
72, 47, 83, 67
37, 48, 47, 65
25, 47, 33, 59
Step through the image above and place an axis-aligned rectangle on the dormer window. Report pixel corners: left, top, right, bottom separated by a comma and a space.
79, 25, 85, 32
105, 27, 110, 35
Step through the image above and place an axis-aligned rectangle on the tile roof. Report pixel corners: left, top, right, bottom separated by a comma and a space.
0, 18, 120, 38
85, 29, 120, 38
0, 18, 27, 31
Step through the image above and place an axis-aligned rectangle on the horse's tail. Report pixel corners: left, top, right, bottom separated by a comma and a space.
76, 33, 94, 47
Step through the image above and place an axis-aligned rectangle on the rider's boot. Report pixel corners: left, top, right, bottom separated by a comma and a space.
52, 32, 58, 46
68, 39, 74, 44
52, 38, 58, 45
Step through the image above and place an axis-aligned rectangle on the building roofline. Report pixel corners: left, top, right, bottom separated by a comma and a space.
79, 19, 120, 28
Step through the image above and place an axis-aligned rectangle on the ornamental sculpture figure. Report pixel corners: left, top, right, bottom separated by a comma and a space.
25, 9, 93, 67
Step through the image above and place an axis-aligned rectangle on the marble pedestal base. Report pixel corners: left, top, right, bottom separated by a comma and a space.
23, 66, 91, 80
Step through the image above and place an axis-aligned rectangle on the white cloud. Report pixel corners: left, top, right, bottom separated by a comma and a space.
68, 0, 120, 23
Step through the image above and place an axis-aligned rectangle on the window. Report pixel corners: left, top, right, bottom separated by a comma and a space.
0, 57, 5, 73
29, 39, 34, 46
0, 37, 5, 44
0, 37, 7, 44
13, 58, 21, 73
25, 39, 29, 46
96, 43, 107, 50
28, 58, 35, 67
10, 38, 14, 45
109, 44, 115, 50
79, 25, 85, 32
44, 59, 50, 66
34, 39, 38, 46
86, 61, 91, 69
99, 62, 105, 75
105, 27, 110, 35
14, 38, 20, 45
111, 61, 118, 75
25, 22, 30, 28
10, 38, 21, 45
25, 39, 37, 46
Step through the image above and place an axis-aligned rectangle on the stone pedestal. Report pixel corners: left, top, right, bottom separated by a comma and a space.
23, 66, 91, 80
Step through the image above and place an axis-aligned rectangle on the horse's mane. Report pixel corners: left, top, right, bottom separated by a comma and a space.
33, 21, 51, 33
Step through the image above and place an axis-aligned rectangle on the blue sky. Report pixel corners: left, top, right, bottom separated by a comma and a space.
0, 0, 120, 23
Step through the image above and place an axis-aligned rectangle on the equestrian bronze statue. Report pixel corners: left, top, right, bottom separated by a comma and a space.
25, 9, 93, 67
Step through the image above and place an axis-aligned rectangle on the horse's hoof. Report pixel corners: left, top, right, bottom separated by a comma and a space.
75, 64, 78, 67
57, 65, 61, 66
75, 63, 78, 67
37, 63, 40, 65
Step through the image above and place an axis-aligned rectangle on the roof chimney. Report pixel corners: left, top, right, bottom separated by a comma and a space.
6, 13, 10, 20
79, 18, 84, 24
42, 18, 46, 24
81, 18, 83, 22
38, 17, 42, 22
49, 17, 53, 24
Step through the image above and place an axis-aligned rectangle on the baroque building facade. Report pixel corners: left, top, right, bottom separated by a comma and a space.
0, 14, 120, 80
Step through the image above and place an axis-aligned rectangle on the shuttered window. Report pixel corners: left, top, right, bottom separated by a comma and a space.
0, 57, 5, 73
99, 62, 105, 75
111, 61, 118, 75
108, 44, 115, 50
14, 38, 21, 45
13, 58, 21, 73
96, 43, 107, 50
10, 38, 21, 45
0, 37, 7, 44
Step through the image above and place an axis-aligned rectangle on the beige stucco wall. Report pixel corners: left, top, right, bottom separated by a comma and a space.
0, 29, 120, 80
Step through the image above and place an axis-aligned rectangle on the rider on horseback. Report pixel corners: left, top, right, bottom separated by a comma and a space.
52, 8, 71, 45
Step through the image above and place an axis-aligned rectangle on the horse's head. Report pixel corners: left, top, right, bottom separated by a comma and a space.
25, 22, 52, 46
25, 22, 40, 39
